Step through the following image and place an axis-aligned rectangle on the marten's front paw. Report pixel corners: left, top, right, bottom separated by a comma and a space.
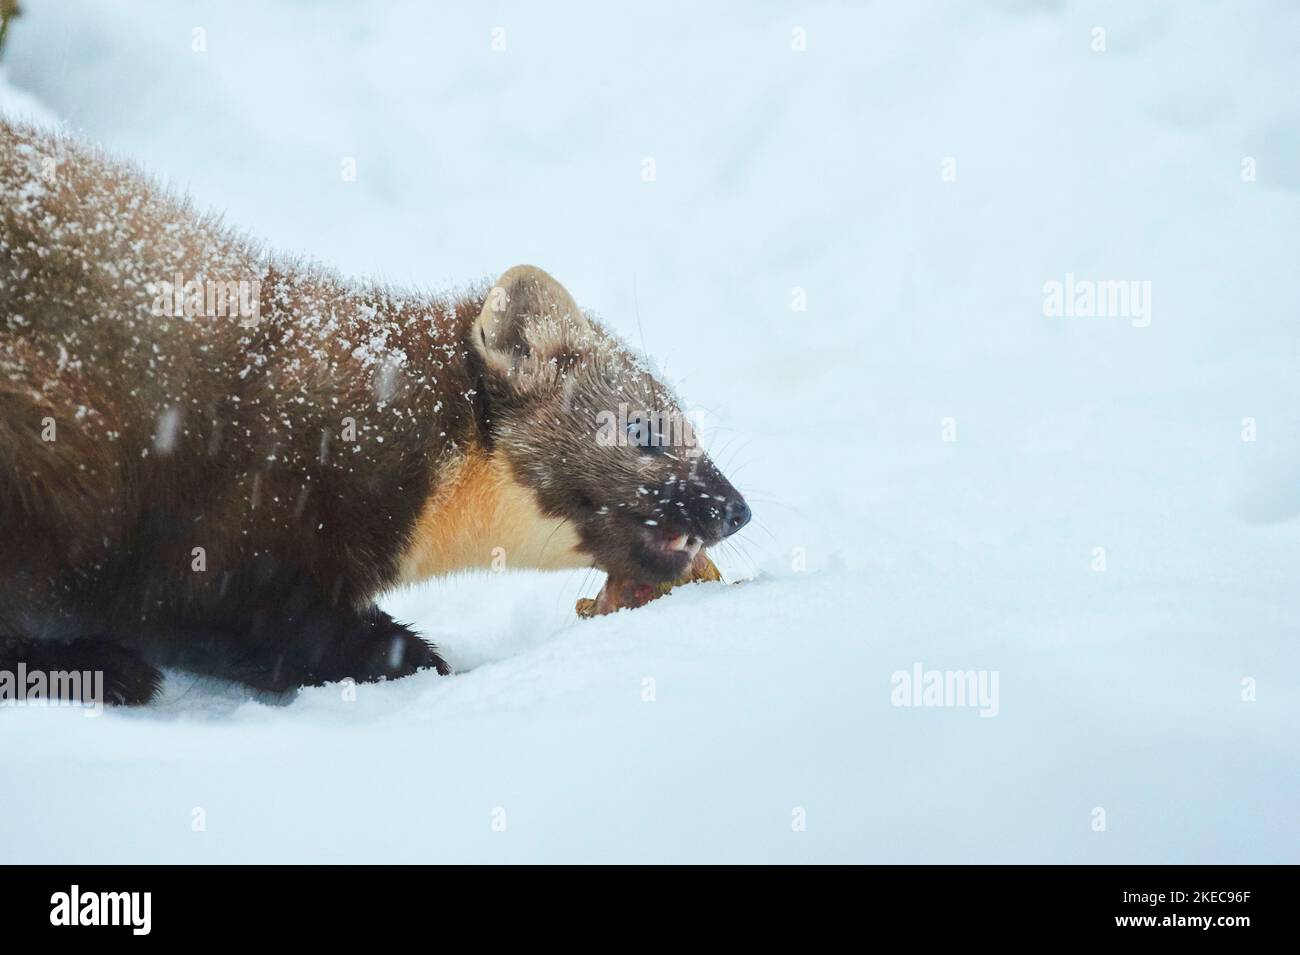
99, 652, 166, 705
359, 611, 452, 680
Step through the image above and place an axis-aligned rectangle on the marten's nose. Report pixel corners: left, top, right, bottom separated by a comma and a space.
721, 497, 751, 538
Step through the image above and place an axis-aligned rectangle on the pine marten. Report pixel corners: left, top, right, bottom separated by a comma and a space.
0, 118, 750, 704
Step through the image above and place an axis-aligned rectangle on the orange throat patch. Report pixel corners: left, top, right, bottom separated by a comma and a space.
396, 450, 590, 584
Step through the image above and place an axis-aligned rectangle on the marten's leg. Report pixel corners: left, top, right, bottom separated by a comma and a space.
237, 605, 450, 693
0, 634, 163, 706
151, 594, 451, 695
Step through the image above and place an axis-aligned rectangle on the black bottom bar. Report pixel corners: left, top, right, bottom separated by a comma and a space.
0, 865, 1286, 941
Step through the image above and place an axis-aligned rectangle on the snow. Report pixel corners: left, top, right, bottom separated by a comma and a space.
0, 67, 54, 127
2, 1, 1299, 862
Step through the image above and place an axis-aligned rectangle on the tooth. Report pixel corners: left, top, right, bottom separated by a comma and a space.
668, 534, 688, 550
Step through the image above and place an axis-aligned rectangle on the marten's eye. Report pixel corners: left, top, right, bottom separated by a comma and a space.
627, 416, 666, 454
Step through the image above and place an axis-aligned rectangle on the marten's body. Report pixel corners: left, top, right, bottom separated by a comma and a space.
0, 119, 750, 703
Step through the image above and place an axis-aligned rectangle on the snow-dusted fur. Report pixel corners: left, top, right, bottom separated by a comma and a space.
0, 120, 748, 702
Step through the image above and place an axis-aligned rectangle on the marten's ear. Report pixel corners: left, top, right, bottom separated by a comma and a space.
472, 265, 592, 382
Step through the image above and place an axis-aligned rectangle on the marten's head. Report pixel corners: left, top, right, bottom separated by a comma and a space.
469, 265, 750, 584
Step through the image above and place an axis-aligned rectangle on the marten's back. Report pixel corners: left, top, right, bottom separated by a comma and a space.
0, 119, 475, 626
1, 117, 261, 404
1, 119, 263, 490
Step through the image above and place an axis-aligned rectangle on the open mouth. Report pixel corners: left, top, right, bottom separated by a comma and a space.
621, 524, 706, 582
653, 530, 703, 561
585, 510, 718, 585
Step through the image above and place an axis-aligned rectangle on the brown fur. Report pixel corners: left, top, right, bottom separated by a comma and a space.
0, 118, 749, 702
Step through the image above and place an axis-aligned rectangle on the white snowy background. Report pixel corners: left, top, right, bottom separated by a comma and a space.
2, 0, 1298, 862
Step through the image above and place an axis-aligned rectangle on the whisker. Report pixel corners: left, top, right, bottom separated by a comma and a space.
630, 275, 659, 414
538, 516, 572, 561
719, 537, 760, 580
736, 516, 781, 549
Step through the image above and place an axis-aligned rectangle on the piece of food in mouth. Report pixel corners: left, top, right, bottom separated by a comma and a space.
576, 551, 724, 618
